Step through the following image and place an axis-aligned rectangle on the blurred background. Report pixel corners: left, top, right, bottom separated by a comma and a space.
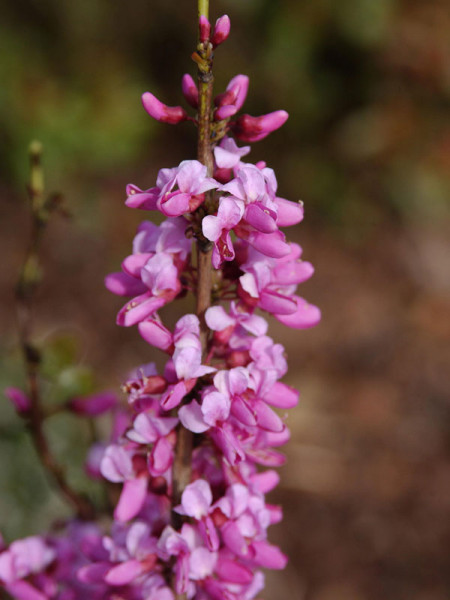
1, 0, 450, 598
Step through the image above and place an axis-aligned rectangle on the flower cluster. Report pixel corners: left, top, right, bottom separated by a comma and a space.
1, 12, 319, 600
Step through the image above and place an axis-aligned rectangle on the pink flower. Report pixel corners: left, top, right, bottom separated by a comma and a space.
214, 137, 250, 170
125, 160, 218, 217
211, 15, 231, 48
181, 74, 198, 108
230, 110, 289, 142
4, 387, 30, 413
214, 75, 249, 114
100, 445, 148, 522
238, 244, 321, 328
202, 197, 244, 268
69, 392, 117, 416
3, 16, 322, 600
142, 92, 188, 124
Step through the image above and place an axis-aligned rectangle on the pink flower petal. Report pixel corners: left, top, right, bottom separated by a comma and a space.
254, 401, 284, 432
105, 559, 143, 586
189, 547, 217, 580
69, 392, 117, 416
201, 391, 231, 426
77, 562, 111, 584
114, 476, 148, 522
180, 479, 212, 519
178, 399, 209, 433
247, 230, 291, 258
215, 557, 253, 584
117, 293, 167, 327
100, 445, 134, 483
275, 297, 321, 329
221, 521, 248, 557
274, 196, 304, 226
138, 319, 173, 350
259, 290, 297, 315
142, 92, 188, 124
181, 74, 198, 108
198, 516, 220, 552
160, 192, 191, 217
205, 306, 235, 331
5, 581, 47, 600
250, 540, 288, 569
148, 437, 173, 476
245, 203, 277, 233
104, 272, 146, 297
226, 75, 249, 111
264, 382, 299, 408
161, 381, 187, 411
249, 470, 280, 493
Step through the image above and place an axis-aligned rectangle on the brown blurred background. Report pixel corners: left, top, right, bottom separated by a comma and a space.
1, 1, 450, 599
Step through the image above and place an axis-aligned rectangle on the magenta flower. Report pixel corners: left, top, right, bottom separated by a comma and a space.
202, 197, 244, 268
100, 444, 149, 522
211, 15, 231, 47
4, 387, 30, 413
214, 137, 250, 170
69, 391, 117, 416
142, 92, 188, 125
230, 110, 289, 142
4, 14, 321, 600
239, 244, 321, 328
125, 160, 218, 217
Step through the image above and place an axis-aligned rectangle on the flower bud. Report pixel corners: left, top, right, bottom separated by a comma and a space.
214, 105, 238, 121
141, 92, 188, 124
226, 74, 249, 111
69, 392, 117, 416
181, 73, 198, 108
4, 387, 30, 413
214, 83, 241, 110
230, 110, 289, 142
199, 15, 211, 43
211, 15, 231, 47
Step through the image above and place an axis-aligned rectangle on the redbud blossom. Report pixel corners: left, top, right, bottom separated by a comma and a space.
181, 73, 198, 108
142, 92, 188, 124
211, 15, 231, 47
2, 14, 320, 600
230, 110, 289, 142
199, 15, 211, 43
4, 387, 30, 413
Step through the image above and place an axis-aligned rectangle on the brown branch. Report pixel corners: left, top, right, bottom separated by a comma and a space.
171, 3, 215, 597
14, 142, 95, 521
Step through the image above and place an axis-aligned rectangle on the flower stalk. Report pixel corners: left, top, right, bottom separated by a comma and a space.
171, 4, 214, 586
1, 3, 320, 599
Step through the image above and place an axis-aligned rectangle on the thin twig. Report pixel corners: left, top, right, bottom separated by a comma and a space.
14, 141, 95, 521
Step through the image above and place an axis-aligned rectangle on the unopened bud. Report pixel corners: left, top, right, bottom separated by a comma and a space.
214, 85, 240, 108
215, 105, 238, 121
230, 110, 289, 142
4, 387, 30, 413
69, 392, 117, 416
141, 92, 188, 125
199, 15, 211, 43
181, 74, 198, 108
226, 75, 249, 111
211, 15, 231, 47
